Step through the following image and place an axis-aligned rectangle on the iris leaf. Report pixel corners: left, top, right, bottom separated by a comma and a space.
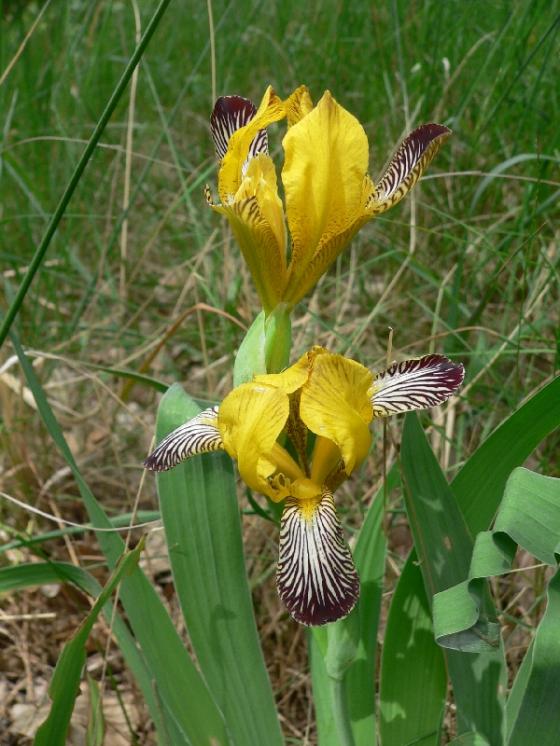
155, 383, 283, 746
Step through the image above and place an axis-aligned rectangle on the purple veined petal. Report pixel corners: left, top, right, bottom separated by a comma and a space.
277, 492, 360, 626
370, 123, 451, 213
210, 95, 268, 161
370, 354, 464, 417
144, 406, 222, 472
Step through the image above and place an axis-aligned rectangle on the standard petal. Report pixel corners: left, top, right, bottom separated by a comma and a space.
283, 175, 373, 306
369, 354, 465, 416
218, 382, 293, 496
277, 491, 360, 625
284, 85, 313, 127
210, 95, 267, 161
218, 86, 285, 202
144, 406, 222, 472
300, 352, 373, 477
282, 91, 369, 290
254, 345, 327, 393
368, 123, 451, 215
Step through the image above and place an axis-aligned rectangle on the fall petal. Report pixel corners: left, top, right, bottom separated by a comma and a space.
370, 354, 464, 416
218, 86, 285, 202
368, 123, 451, 215
210, 95, 267, 162
144, 406, 222, 471
277, 492, 360, 625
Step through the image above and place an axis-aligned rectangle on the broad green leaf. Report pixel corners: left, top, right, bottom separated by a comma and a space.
34, 543, 142, 746
310, 467, 392, 746
379, 558, 446, 746
453, 376, 560, 534
382, 376, 560, 743
155, 383, 283, 746
12, 333, 229, 746
434, 469, 560, 650
400, 414, 506, 745
507, 568, 560, 746
448, 734, 490, 746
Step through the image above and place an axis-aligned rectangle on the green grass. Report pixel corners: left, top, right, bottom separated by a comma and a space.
1, 0, 559, 742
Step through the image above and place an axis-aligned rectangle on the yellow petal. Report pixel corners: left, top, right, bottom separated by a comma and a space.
218, 381, 291, 497
213, 155, 287, 312
218, 86, 285, 203
282, 91, 369, 299
284, 176, 374, 306
284, 85, 313, 127
300, 352, 373, 477
254, 345, 328, 393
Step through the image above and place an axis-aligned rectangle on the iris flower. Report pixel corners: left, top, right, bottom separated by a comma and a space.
207, 85, 450, 314
145, 348, 464, 625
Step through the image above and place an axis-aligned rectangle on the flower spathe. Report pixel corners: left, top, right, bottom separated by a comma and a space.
145, 348, 464, 626
208, 86, 451, 313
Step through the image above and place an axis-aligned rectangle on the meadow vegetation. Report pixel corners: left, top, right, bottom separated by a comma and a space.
0, 1, 558, 743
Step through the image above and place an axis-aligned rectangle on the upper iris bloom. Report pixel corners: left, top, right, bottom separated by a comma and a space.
207, 85, 450, 314
145, 349, 464, 625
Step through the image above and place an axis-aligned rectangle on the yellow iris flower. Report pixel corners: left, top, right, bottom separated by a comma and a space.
208, 85, 450, 314
145, 348, 464, 625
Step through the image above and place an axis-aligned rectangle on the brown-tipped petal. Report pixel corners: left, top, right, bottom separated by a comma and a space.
277, 492, 360, 626
370, 354, 464, 417
210, 95, 268, 161
369, 123, 451, 214
144, 406, 223, 472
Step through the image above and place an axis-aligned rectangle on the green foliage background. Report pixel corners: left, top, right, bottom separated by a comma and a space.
0, 1, 558, 743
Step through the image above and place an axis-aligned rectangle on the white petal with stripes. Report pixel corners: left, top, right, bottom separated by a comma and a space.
277, 492, 359, 626
144, 406, 223, 472
370, 354, 464, 417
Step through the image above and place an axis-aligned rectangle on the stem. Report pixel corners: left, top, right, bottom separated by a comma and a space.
0, 0, 172, 350
329, 677, 355, 746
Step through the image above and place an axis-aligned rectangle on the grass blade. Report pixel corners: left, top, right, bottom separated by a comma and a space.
0, 560, 167, 741
0, 0, 172, 350
34, 542, 143, 746
154, 383, 283, 746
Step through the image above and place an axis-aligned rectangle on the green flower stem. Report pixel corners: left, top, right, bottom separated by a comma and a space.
0, 0, 172, 350
329, 676, 356, 746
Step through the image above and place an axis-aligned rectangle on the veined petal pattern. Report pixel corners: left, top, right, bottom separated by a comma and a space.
144, 406, 222, 471
370, 354, 465, 416
277, 492, 359, 625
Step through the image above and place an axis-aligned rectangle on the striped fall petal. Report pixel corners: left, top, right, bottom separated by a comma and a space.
370, 354, 464, 417
144, 406, 222, 472
369, 123, 451, 215
210, 95, 268, 168
277, 492, 359, 626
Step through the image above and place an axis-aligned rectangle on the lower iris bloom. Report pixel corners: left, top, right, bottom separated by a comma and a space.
145, 349, 464, 625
